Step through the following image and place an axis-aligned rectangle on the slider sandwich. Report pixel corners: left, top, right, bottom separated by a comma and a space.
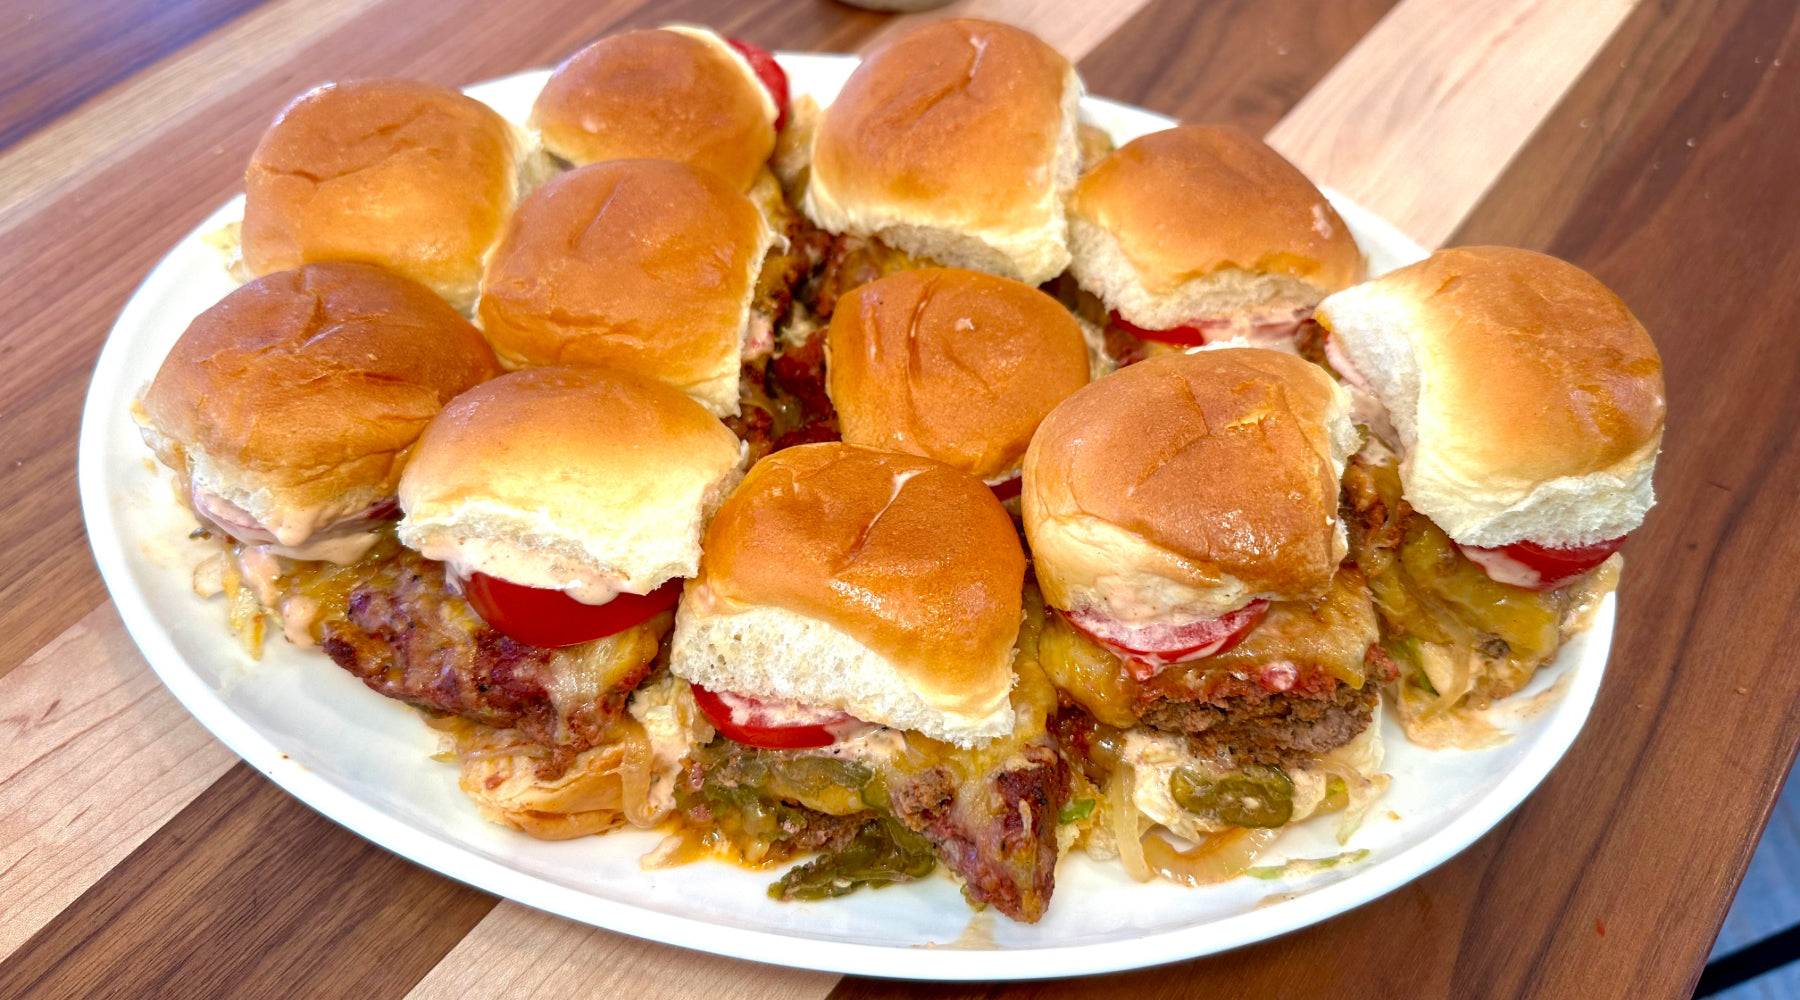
138, 261, 499, 649
801, 18, 1083, 315
1315, 246, 1665, 736
242, 79, 535, 311
825, 267, 1095, 502
527, 27, 832, 454
530, 25, 788, 193
1064, 125, 1363, 364
1023, 348, 1389, 881
668, 443, 1072, 922
477, 159, 834, 453
321, 367, 746, 839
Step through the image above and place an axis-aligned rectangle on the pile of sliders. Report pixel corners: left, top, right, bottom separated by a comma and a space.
136, 19, 1666, 923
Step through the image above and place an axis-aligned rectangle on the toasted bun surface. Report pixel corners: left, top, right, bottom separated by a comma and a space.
826, 268, 1090, 481
141, 262, 498, 539
1023, 347, 1356, 623
476, 159, 771, 417
242, 79, 522, 311
801, 18, 1080, 285
398, 367, 746, 599
1067, 125, 1362, 330
529, 26, 776, 191
1315, 246, 1665, 547
671, 443, 1025, 745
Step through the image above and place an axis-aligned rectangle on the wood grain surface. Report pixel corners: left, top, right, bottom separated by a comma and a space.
1, 0, 1794, 996
0, 606, 234, 960
0, 0, 270, 151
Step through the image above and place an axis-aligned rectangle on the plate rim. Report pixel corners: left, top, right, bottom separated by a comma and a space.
76, 52, 1610, 981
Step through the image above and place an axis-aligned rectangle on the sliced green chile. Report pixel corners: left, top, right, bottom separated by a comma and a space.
1169, 765, 1295, 828
768, 817, 938, 901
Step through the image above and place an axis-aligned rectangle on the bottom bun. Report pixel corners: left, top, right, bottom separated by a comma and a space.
672, 602, 1015, 746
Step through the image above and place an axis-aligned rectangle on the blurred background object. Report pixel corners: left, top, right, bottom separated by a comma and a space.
835, 0, 955, 10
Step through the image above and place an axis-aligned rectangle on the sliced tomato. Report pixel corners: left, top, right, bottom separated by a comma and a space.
726, 38, 790, 131
1109, 310, 1214, 347
690, 685, 858, 750
1458, 536, 1627, 592
1063, 600, 1270, 682
1109, 310, 1311, 350
989, 474, 1023, 502
464, 574, 682, 648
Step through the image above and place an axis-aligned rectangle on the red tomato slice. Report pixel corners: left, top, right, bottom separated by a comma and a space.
726, 38, 790, 131
1063, 600, 1270, 681
1458, 536, 1627, 592
1109, 310, 1214, 347
464, 574, 682, 648
690, 685, 859, 750
989, 474, 1023, 502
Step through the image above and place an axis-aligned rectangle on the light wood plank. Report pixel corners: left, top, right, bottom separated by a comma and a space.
404, 902, 842, 1000
1265, 0, 1639, 248
0, 761, 499, 1000
0, 0, 385, 227
857, 0, 1157, 60
0, 604, 235, 961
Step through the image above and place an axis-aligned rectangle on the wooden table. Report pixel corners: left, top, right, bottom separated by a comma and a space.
2, 0, 1795, 996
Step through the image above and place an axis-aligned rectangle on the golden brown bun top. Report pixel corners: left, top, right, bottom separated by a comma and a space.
476, 159, 766, 410
1322, 245, 1666, 489
810, 18, 1072, 233
1025, 349, 1347, 600
694, 443, 1025, 714
529, 27, 775, 191
242, 79, 520, 310
398, 367, 745, 591
143, 262, 499, 504
826, 268, 1090, 481
1068, 125, 1362, 295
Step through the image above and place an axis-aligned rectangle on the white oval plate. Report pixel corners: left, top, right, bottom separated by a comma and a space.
78, 54, 1611, 981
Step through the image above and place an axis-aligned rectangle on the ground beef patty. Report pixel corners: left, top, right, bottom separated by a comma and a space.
887, 740, 1069, 923
1137, 679, 1380, 768
319, 549, 656, 778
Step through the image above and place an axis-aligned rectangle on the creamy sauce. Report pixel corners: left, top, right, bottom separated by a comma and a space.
629, 673, 717, 817
1457, 544, 1545, 589
814, 726, 909, 765
191, 486, 384, 564
420, 535, 632, 605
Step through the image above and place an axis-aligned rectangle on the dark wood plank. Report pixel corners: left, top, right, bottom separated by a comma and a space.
835, 2, 1800, 997
0, 763, 497, 1000
0, 0, 272, 152
1075, 0, 1398, 133
0, 0, 887, 680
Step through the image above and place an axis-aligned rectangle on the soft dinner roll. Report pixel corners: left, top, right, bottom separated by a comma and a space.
1316, 245, 1666, 548
671, 443, 1026, 745
1023, 347, 1357, 624
476, 159, 772, 417
399, 366, 746, 602
140, 261, 499, 562
530, 25, 778, 191
826, 267, 1091, 482
1067, 124, 1363, 335
242, 79, 525, 312
801, 18, 1081, 286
